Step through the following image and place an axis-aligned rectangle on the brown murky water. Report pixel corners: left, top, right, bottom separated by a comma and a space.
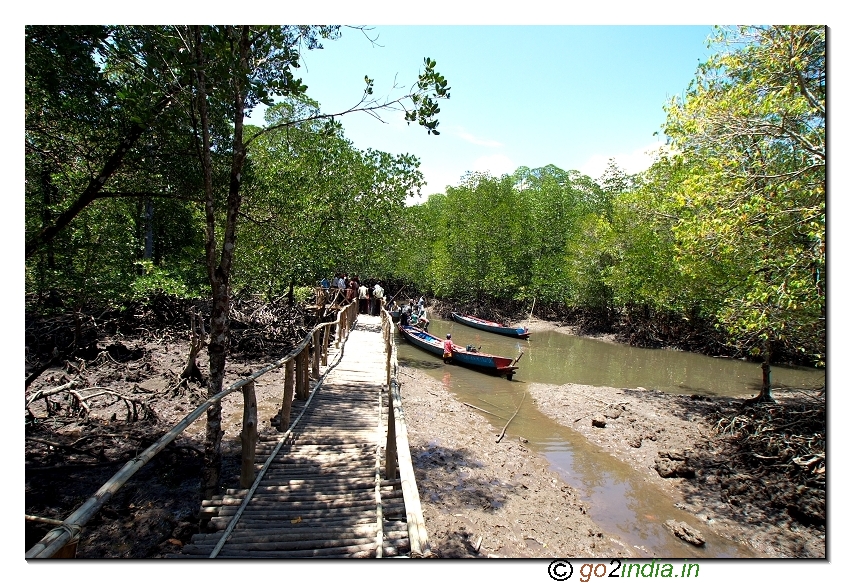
397, 318, 825, 558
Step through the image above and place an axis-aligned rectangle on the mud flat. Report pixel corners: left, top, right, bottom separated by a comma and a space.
529, 382, 825, 558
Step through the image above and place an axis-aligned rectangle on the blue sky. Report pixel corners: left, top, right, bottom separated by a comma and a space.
253, 25, 716, 197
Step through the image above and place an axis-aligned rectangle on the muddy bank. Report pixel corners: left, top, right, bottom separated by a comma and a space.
528, 383, 825, 558
24, 297, 824, 559
24, 296, 315, 558
398, 365, 613, 557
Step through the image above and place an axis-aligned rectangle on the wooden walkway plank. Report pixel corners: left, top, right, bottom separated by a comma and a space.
175, 313, 417, 559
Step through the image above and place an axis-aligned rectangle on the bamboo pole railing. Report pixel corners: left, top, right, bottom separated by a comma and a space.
25, 300, 359, 559
379, 307, 432, 558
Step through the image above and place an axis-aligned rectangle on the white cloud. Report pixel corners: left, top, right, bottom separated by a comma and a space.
407, 154, 517, 203
472, 154, 515, 177
412, 164, 465, 200
454, 128, 503, 148
579, 142, 668, 181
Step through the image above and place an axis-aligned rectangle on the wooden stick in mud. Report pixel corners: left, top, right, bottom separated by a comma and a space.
462, 402, 507, 421
496, 390, 526, 443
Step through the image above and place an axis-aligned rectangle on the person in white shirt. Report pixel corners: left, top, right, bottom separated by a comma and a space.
372, 282, 384, 315
415, 304, 430, 331
358, 282, 369, 314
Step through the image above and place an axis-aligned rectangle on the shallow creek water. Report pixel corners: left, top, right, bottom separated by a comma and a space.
397, 318, 825, 558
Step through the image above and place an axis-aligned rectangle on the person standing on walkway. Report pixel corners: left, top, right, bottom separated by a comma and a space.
337, 273, 346, 295
345, 277, 354, 303
372, 281, 384, 316
358, 280, 369, 314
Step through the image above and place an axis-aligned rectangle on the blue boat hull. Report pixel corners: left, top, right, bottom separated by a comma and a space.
397, 324, 519, 379
451, 312, 531, 339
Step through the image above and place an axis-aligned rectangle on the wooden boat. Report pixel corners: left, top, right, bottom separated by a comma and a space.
450, 312, 531, 339
397, 324, 520, 380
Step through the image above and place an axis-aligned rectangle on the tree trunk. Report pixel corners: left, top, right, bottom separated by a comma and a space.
181, 310, 205, 382
195, 25, 252, 498
40, 168, 57, 269
755, 340, 775, 403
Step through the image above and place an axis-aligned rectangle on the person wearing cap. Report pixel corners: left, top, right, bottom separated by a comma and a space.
443, 333, 455, 362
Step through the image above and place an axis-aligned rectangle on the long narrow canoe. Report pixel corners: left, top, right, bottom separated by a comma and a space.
397, 324, 519, 380
450, 312, 531, 339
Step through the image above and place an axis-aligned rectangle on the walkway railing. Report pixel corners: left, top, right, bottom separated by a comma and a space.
26, 300, 359, 559
380, 308, 431, 557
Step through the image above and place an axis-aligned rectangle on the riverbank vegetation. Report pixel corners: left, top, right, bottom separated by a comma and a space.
26, 26, 824, 370
387, 26, 825, 388
26, 25, 823, 484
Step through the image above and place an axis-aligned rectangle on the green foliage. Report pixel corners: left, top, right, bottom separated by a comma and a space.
662, 25, 825, 365
603, 156, 693, 312
404, 58, 451, 135
292, 286, 314, 305
393, 166, 611, 306
233, 97, 424, 298
25, 25, 445, 310
24, 24, 823, 371
130, 259, 207, 299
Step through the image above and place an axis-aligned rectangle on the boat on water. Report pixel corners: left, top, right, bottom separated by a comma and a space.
450, 312, 531, 339
397, 323, 520, 380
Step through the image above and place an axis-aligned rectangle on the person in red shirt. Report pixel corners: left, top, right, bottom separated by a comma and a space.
443, 333, 455, 362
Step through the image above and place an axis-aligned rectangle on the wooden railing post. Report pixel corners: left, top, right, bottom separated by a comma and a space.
385, 391, 398, 482
279, 359, 294, 431
336, 310, 344, 348
321, 325, 329, 366
295, 349, 305, 401
239, 380, 258, 488
302, 349, 311, 398
384, 310, 398, 483
311, 330, 320, 379
51, 539, 79, 558
386, 328, 392, 389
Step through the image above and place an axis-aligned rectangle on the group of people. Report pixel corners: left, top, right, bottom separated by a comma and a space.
319, 274, 384, 316
318, 275, 435, 332
316, 279, 456, 362
396, 296, 430, 332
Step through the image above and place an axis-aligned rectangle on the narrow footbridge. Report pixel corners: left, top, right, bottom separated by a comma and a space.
26, 303, 430, 559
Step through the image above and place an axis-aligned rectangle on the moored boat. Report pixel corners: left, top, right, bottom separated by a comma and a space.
397, 323, 520, 380
450, 312, 531, 339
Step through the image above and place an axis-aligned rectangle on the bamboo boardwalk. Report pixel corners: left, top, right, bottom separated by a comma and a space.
171, 314, 416, 558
